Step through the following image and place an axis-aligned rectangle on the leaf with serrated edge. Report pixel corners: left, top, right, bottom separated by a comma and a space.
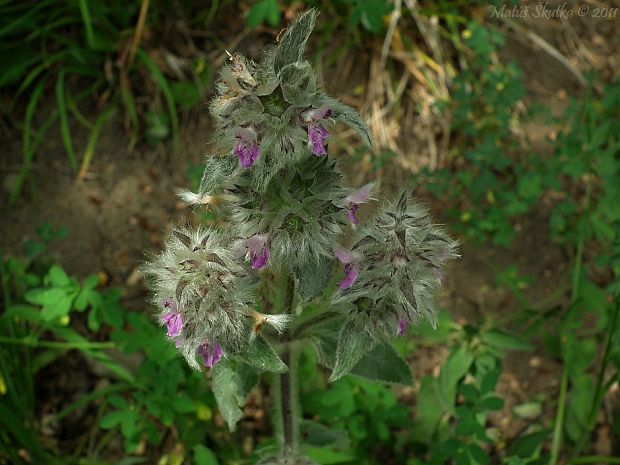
330, 322, 373, 382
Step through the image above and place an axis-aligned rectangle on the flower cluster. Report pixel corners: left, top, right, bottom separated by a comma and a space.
332, 190, 459, 340
143, 227, 289, 369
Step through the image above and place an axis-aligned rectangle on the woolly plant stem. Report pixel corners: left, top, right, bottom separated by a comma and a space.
274, 276, 300, 454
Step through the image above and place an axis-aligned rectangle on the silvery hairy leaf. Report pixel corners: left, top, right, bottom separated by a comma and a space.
274, 9, 319, 72
212, 358, 259, 431
314, 95, 373, 148
232, 335, 288, 373
329, 321, 374, 381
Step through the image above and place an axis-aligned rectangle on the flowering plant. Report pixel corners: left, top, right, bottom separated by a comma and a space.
144, 9, 458, 463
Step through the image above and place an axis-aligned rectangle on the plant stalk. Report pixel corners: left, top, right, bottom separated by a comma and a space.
275, 276, 299, 454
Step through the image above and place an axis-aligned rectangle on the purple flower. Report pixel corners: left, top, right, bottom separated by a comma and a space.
397, 319, 409, 336
346, 204, 360, 225
340, 264, 359, 289
197, 342, 224, 368
334, 245, 361, 290
302, 105, 332, 156
308, 124, 329, 156
235, 235, 270, 270
344, 184, 374, 225
233, 127, 260, 168
163, 310, 183, 338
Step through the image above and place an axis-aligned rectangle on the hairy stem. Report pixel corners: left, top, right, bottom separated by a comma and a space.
275, 276, 299, 454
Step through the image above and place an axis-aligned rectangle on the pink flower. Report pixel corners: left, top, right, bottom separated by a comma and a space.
235, 235, 270, 270
302, 105, 332, 156
308, 124, 329, 156
197, 342, 223, 368
344, 184, 373, 225
334, 245, 361, 290
163, 311, 183, 338
233, 127, 260, 168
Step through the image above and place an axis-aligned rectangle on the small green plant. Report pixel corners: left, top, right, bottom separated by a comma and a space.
0, 225, 127, 464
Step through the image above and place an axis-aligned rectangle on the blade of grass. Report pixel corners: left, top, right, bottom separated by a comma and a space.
9, 79, 47, 205
55, 383, 128, 421
135, 48, 180, 151
78, 105, 116, 179
12, 52, 66, 105
120, 76, 138, 152
56, 69, 78, 171
67, 92, 95, 130
78, 0, 95, 49
0, 404, 62, 465
25, 16, 81, 42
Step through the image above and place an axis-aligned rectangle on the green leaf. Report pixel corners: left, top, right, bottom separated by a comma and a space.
316, 95, 373, 148
194, 444, 219, 465
299, 420, 350, 448
411, 376, 444, 442
349, 343, 413, 385
508, 429, 551, 459
234, 336, 288, 373
481, 329, 533, 352
274, 9, 318, 72
87, 305, 101, 331
459, 384, 479, 403
82, 274, 99, 290
211, 359, 259, 431
74, 288, 90, 311
48, 265, 70, 287
348, 0, 392, 34
247, 0, 281, 29
279, 62, 318, 107
171, 396, 195, 414
481, 395, 504, 411
439, 346, 474, 408
25, 288, 73, 321
330, 322, 374, 382
305, 446, 356, 464
100, 410, 130, 429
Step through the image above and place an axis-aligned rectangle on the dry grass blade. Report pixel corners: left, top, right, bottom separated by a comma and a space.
500, 16, 586, 86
